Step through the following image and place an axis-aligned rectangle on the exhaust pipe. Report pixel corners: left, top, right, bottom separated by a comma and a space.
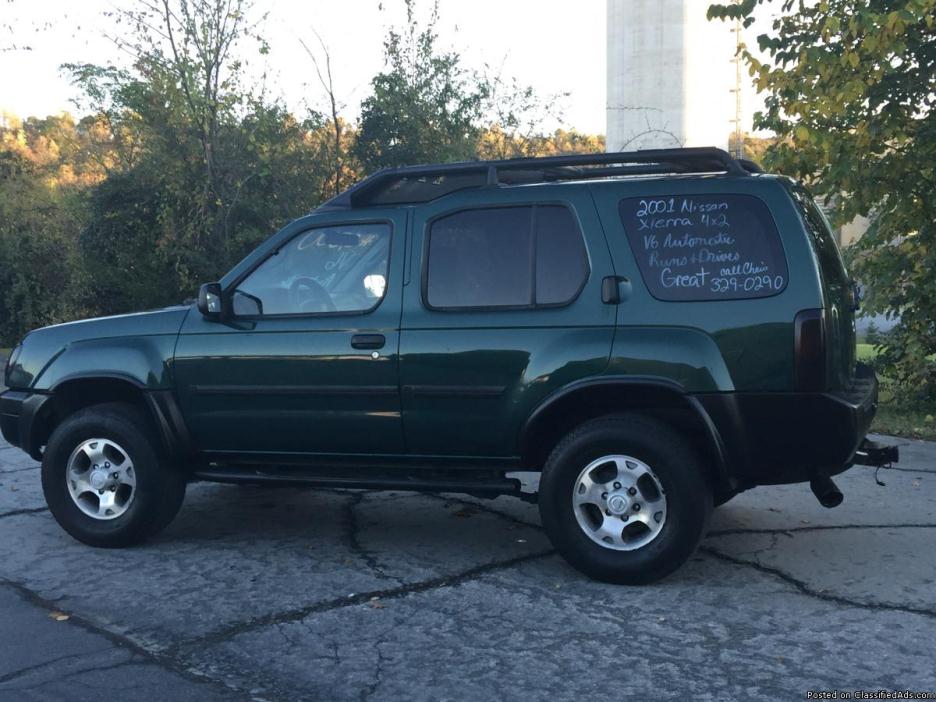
810, 476, 843, 508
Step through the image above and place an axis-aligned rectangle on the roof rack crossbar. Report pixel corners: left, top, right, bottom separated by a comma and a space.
320, 147, 752, 210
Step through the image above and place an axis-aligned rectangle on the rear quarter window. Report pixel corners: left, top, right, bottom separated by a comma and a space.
789, 187, 850, 288
425, 204, 589, 310
618, 194, 788, 301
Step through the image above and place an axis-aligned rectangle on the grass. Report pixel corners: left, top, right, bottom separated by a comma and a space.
858, 343, 936, 440
872, 376, 936, 440
856, 343, 876, 362
871, 403, 936, 441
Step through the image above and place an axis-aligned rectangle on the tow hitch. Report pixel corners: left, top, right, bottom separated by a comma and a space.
853, 438, 900, 486
853, 439, 900, 467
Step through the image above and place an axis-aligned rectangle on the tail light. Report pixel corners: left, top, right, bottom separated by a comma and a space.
794, 309, 826, 391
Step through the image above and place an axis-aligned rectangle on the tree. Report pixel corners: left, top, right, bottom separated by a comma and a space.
477, 127, 604, 160
115, 0, 261, 201
299, 30, 359, 198
0, 118, 90, 342
63, 0, 334, 314
64, 0, 262, 298
2, 0, 39, 52
354, 0, 488, 172
709, 0, 936, 392
0, 0, 607, 346
727, 132, 776, 164
475, 67, 569, 159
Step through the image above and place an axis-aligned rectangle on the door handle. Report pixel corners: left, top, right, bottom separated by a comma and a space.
601, 276, 632, 304
351, 334, 386, 350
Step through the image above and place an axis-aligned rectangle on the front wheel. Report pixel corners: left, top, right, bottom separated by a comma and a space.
41, 403, 187, 548
538, 414, 712, 585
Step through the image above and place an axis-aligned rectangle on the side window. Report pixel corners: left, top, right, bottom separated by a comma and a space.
618, 194, 788, 301
426, 207, 532, 308
535, 206, 590, 305
425, 205, 588, 310
790, 187, 850, 287
233, 223, 391, 316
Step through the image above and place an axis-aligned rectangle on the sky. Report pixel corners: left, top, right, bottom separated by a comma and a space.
0, 0, 765, 136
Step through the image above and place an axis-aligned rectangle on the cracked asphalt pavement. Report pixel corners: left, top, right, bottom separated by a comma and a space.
1, 433, 934, 701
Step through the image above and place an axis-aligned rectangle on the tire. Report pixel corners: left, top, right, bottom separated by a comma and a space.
41, 402, 187, 548
538, 414, 712, 585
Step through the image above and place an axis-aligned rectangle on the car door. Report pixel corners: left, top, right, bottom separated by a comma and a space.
173, 210, 407, 456
399, 186, 616, 460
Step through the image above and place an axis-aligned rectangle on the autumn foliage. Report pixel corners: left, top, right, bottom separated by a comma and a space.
0, 0, 600, 346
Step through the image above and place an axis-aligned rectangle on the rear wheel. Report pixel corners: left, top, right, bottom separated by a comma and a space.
41, 403, 186, 547
539, 414, 712, 584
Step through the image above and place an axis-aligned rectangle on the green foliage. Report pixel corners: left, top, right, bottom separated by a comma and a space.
852, 342, 936, 438
0, 117, 96, 341
354, 0, 488, 171
709, 0, 936, 395
65, 1, 334, 312
856, 343, 877, 362
0, 162, 80, 341
871, 401, 936, 440
727, 132, 776, 164
0, 0, 602, 346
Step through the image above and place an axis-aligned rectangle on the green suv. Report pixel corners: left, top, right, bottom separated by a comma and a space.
0, 148, 898, 584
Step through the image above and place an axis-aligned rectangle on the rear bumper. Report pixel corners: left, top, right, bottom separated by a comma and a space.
0, 389, 50, 459
697, 363, 890, 487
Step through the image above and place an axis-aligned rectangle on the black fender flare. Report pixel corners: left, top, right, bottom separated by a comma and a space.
28, 374, 195, 461
518, 376, 736, 492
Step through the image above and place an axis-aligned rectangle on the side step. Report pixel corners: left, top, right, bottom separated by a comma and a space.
192, 465, 534, 502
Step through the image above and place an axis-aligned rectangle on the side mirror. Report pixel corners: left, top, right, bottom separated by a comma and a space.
197, 282, 224, 320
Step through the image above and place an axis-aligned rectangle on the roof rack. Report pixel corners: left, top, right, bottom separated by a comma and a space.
738, 157, 765, 174
319, 147, 756, 210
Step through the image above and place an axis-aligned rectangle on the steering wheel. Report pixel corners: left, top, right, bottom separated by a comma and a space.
289, 276, 336, 313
